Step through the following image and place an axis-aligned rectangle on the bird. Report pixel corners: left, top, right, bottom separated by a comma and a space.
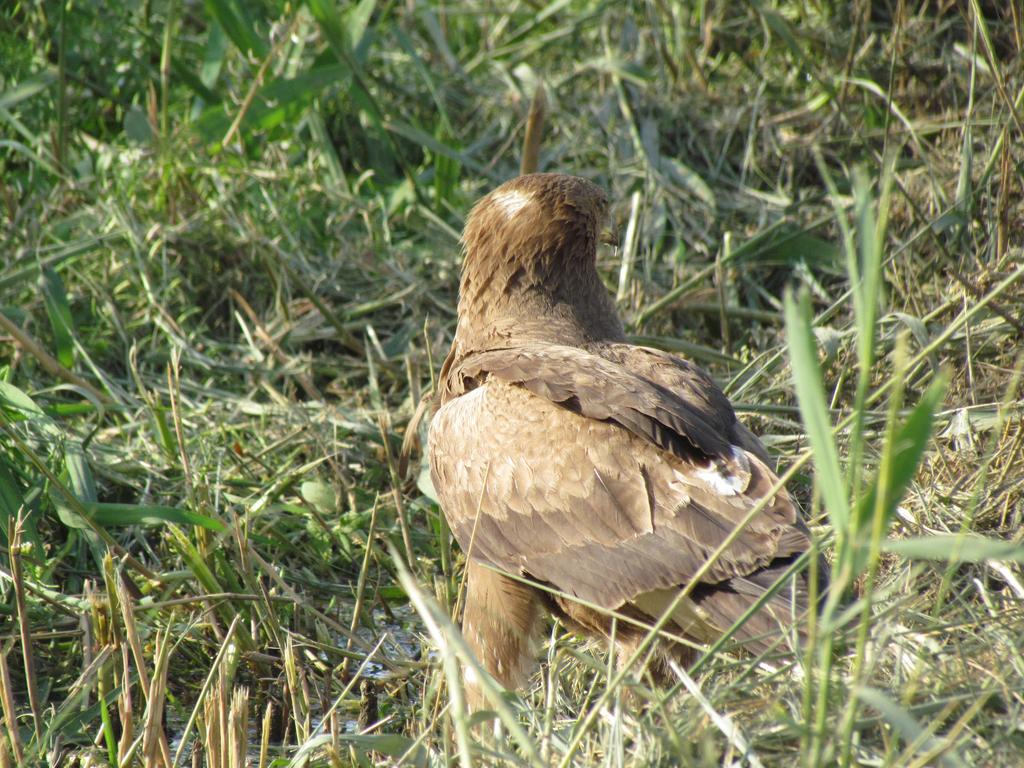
427, 173, 820, 710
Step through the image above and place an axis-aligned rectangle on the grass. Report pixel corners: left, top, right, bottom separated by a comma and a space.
2, 0, 1024, 765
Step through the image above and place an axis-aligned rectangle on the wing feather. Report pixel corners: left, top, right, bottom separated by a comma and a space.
428, 342, 812, 613
445, 344, 734, 463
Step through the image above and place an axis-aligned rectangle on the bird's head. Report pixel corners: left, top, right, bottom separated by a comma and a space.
462, 173, 613, 273
456, 173, 623, 348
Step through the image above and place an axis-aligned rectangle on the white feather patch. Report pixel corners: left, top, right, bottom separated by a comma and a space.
692, 445, 747, 496
490, 188, 534, 218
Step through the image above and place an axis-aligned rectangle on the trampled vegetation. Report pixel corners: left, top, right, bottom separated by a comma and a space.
1, 1, 1023, 765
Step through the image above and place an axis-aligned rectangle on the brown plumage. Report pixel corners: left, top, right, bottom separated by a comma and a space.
428, 173, 820, 708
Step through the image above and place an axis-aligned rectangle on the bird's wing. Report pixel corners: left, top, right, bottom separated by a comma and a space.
594, 341, 827, 568
444, 344, 734, 464
428, 343, 811, 616
591, 342, 774, 465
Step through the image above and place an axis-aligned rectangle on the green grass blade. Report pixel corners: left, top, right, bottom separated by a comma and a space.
82, 502, 226, 531
884, 535, 1024, 562
851, 372, 949, 542
0, 70, 56, 112
64, 442, 98, 503
40, 268, 76, 369
783, 287, 850, 536
854, 687, 966, 768
203, 0, 268, 58
0, 380, 50, 423
194, 64, 352, 141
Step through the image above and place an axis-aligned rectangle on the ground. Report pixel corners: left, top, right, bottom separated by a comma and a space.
1, 1, 1023, 766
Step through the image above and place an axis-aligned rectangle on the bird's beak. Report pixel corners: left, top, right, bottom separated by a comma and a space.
600, 227, 619, 247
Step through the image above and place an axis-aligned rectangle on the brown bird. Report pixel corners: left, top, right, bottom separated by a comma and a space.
428, 173, 819, 709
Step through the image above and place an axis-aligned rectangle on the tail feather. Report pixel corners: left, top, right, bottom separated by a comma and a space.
630, 554, 828, 656
693, 554, 828, 654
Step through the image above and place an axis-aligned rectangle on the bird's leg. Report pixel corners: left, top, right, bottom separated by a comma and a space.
614, 633, 698, 689
460, 560, 542, 711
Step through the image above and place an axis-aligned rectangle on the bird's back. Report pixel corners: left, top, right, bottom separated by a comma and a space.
430, 338, 822, 656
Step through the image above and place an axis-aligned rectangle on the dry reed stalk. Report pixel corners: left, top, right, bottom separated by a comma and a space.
8, 516, 42, 743
0, 644, 22, 765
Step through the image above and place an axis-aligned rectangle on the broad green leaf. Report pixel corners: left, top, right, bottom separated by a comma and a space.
888, 312, 933, 353
306, 0, 359, 62
44, 679, 124, 748
383, 119, 478, 171
340, 732, 426, 758
171, 58, 221, 106
0, 70, 56, 111
852, 373, 948, 536
345, 0, 378, 53
189, 21, 229, 121
167, 524, 227, 593
40, 267, 76, 368
377, 585, 407, 601
0, 459, 41, 551
0, 306, 29, 326
0, 460, 23, 521
0, 381, 61, 437
754, 230, 840, 268
628, 334, 740, 366
931, 209, 968, 234
306, 0, 411, 191
854, 686, 926, 742
124, 105, 153, 144
300, 480, 335, 514
204, 0, 268, 58
579, 55, 652, 86
54, 501, 92, 531
200, 19, 229, 88
195, 64, 351, 141
65, 442, 97, 503
812, 325, 846, 362
728, 219, 840, 269
288, 735, 334, 766
0, 380, 47, 420
784, 287, 849, 533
